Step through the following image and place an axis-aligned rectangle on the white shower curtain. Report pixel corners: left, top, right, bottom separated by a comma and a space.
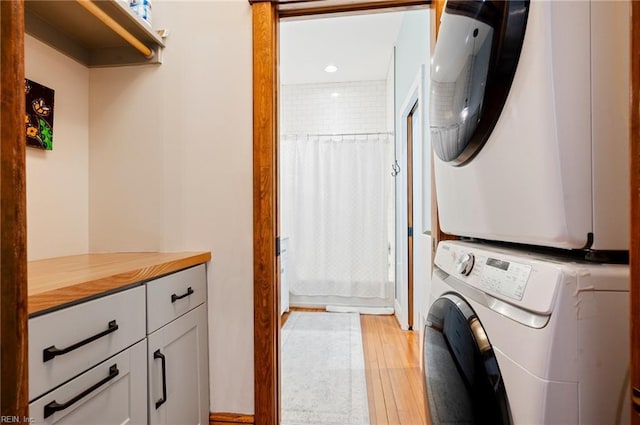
280, 134, 393, 301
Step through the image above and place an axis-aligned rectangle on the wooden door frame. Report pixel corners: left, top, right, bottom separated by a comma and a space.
0, 0, 29, 418
630, 1, 640, 423
406, 100, 418, 330
252, 3, 280, 425
251, 1, 432, 424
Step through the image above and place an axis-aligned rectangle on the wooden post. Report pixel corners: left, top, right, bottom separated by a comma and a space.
630, 1, 640, 422
0, 0, 29, 418
252, 2, 279, 424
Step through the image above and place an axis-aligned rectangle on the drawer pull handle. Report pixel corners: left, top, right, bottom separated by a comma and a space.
44, 364, 119, 418
43, 320, 119, 362
171, 287, 194, 303
154, 349, 168, 409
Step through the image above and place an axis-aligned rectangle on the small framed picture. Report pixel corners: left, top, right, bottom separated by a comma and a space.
25, 79, 55, 150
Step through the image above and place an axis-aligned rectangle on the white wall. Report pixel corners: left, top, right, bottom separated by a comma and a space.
395, 11, 430, 119
25, 35, 90, 261
393, 9, 432, 330
88, 1, 254, 414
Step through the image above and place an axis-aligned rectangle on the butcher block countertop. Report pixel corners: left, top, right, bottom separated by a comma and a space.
28, 252, 212, 316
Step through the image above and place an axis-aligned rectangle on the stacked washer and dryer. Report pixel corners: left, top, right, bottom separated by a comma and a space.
424, 1, 631, 424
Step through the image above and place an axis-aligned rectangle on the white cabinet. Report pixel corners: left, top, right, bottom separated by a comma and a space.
146, 264, 209, 425
29, 286, 146, 401
147, 305, 209, 425
29, 340, 147, 424
28, 286, 147, 424
146, 264, 207, 334
28, 261, 210, 425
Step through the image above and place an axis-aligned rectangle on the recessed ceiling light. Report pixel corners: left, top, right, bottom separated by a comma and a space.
331, 92, 340, 97
324, 65, 338, 73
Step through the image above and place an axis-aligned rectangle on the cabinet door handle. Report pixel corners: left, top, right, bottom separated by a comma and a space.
44, 364, 119, 418
43, 320, 119, 362
171, 286, 194, 303
154, 349, 168, 409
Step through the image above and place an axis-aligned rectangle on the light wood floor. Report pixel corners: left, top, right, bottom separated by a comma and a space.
361, 314, 429, 425
282, 310, 430, 424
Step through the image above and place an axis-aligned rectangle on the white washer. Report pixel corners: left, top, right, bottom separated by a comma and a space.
430, 0, 630, 251
424, 240, 630, 424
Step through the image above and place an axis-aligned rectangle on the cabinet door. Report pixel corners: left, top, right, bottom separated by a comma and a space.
29, 340, 147, 424
147, 304, 209, 425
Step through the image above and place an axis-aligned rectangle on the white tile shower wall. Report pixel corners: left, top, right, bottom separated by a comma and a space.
281, 80, 389, 135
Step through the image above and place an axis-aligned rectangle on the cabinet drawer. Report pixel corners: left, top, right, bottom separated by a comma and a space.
29, 339, 147, 424
29, 286, 146, 401
146, 264, 207, 333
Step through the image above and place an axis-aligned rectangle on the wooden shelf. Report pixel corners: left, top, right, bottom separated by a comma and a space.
25, 0, 166, 67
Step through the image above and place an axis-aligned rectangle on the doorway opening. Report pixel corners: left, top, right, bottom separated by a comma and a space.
251, 2, 434, 424
279, 12, 401, 314
277, 6, 432, 425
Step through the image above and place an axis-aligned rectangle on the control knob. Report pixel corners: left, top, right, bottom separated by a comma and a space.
456, 253, 475, 276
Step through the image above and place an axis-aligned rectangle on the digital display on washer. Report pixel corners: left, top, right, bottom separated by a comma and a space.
480, 257, 532, 301
486, 258, 509, 271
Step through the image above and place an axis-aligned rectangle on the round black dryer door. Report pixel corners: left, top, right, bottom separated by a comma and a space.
423, 294, 512, 425
430, 0, 530, 165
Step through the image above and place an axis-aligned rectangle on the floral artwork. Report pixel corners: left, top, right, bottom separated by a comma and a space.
25, 79, 55, 150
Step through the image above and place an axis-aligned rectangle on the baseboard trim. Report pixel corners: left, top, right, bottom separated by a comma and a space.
210, 412, 254, 424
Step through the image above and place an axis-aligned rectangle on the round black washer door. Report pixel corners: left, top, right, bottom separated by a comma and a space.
423, 294, 512, 425
430, 0, 530, 165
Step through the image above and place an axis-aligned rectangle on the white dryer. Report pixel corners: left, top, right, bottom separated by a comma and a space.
430, 0, 630, 251
424, 240, 630, 424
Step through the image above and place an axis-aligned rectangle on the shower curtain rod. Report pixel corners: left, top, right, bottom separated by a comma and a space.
281, 131, 393, 137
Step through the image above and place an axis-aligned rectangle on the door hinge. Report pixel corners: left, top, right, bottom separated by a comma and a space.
276, 237, 281, 257
408, 227, 413, 237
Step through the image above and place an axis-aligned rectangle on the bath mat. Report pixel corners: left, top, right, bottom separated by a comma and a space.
281, 312, 370, 425
325, 305, 394, 315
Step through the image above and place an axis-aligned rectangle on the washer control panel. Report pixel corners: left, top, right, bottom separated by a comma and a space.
434, 241, 566, 316
479, 258, 531, 301
435, 242, 533, 301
